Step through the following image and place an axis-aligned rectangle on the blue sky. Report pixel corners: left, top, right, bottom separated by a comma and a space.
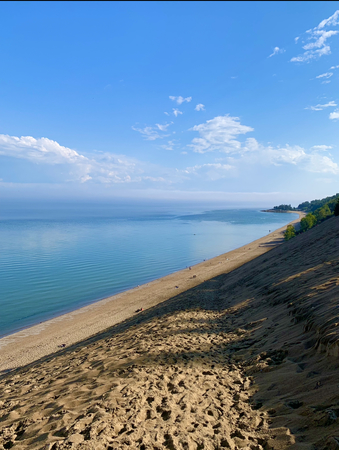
0, 1, 339, 206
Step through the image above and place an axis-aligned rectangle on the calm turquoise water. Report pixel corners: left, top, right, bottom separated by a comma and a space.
0, 204, 298, 337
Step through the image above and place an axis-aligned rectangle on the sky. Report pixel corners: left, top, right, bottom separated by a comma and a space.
0, 1, 339, 207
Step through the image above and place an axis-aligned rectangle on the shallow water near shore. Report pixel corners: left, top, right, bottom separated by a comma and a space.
0, 203, 298, 338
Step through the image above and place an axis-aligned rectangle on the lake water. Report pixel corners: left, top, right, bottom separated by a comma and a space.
0, 203, 298, 338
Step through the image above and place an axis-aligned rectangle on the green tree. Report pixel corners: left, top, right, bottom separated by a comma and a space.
315, 204, 332, 222
284, 224, 296, 240
300, 213, 317, 232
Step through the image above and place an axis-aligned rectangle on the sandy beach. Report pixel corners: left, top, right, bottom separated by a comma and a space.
2, 211, 339, 449
0, 212, 303, 374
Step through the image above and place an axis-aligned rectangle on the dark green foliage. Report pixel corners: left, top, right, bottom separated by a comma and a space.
273, 204, 295, 211
275, 193, 338, 241
327, 197, 339, 213
298, 193, 339, 212
298, 200, 310, 211
284, 224, 296, 240
296, 201, 335, 235
314, 204, 331, 222
300, 213, 317, 232
334, 199, 339, 217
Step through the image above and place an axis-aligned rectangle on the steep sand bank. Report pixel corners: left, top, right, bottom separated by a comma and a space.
0, 212, 303, 374
3, 213, 339, 449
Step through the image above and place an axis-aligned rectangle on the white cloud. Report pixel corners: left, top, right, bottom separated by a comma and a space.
161, 140, 175, 151
188, 115, 254, 154
291, 44, 331, 62
169, 96, 192, 105
247, 141, 339, 174
311, 145, 332, 151
173, 108, 183, 117
0, 134, 87, 165
265, 145, 306, 166
316, 72, 333, 78
303, 30, 338, 50
291, 10, 339, 62
186, 114, 338, 173
155, 123, 172, 131
269, 47, 285, 57
243, 137, 260, 151
317, 9, 339, 29
329, 110, 339, 120
305, 100, 337, 111
164, 112, 170, 116
330, 64, 339, 69
132, 125, 168, 140
80, 175, 92, 183
305, 153, 339, 173
0, 134, 173, 185
65, 151, 144, 184
195, 104, 205, 111
2, 128, 338, 191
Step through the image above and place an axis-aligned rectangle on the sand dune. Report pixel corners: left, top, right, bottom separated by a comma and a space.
1, 214, 339, 449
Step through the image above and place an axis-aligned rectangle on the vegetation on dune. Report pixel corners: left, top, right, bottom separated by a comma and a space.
299, 213, 317, 233
297, 192, 339, 213
273, 193, 339, 215
284, 224, 296, 240
334, 199, 339, 217
281, 194, 339, 241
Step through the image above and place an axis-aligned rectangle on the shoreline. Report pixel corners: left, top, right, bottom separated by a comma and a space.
0, 211, 304, 374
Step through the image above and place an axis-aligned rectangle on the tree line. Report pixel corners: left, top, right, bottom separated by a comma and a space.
273, 204, 296, 211
273, 193, 339, 213
297, 193, 339, 212
283, 195, 339, 240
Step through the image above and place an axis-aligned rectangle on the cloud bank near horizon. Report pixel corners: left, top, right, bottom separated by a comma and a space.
1, 109, 337, 193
